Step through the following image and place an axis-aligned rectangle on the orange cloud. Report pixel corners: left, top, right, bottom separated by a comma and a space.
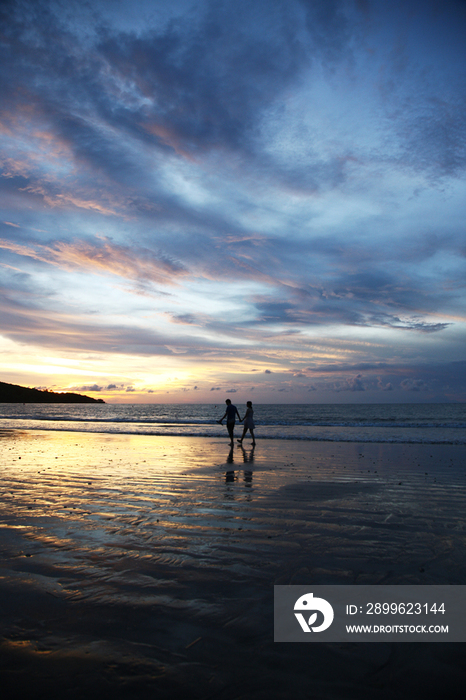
42, 193, 119, 216
0, 237, 187, 284
143, 123, 196, 161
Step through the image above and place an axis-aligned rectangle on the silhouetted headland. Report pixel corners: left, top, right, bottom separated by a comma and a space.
0, 381, 105, 403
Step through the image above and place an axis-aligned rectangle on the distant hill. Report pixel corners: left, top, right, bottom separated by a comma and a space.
0, 381, 105, 403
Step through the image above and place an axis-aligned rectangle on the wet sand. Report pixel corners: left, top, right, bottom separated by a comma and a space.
1, 429, 466, 699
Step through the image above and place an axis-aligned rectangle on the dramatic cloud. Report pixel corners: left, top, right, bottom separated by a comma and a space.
334, 374, 366, 392
0, 236, 187, 284
1, 0, 465, 402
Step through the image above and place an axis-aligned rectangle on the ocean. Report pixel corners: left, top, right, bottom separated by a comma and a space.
1, 402, 465, 444
2, 403, 466, 697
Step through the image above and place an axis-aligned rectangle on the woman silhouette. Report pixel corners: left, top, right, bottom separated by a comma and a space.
237, 401, 256, 446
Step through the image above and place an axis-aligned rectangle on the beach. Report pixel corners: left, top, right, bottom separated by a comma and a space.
1, 429, 466, 699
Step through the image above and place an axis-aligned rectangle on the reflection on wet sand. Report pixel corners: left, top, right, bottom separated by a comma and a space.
1, 430, 466, 699
225, 444, 254, 487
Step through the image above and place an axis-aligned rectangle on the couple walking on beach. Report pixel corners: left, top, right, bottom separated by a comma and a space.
217, 399, 255, 447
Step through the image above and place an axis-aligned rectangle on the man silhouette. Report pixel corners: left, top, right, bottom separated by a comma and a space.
217, 399, 241, 446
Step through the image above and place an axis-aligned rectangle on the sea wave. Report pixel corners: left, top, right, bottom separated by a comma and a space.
1, 403, 465, 445
0, 412, 464, 430
1, 421, 465, 445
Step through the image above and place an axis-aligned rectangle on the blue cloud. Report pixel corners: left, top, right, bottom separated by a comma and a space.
1, 0, 465, 402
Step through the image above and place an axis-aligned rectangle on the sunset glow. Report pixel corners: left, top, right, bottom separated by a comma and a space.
1, 0, 465, 403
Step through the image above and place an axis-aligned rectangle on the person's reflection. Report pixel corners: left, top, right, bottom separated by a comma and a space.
224, 444, 255, 487
224, 444, 236, 484
238, 443, 254, 463
239, 444, 254, 487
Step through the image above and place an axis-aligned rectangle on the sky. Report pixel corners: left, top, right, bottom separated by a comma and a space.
1, 0, 465, 404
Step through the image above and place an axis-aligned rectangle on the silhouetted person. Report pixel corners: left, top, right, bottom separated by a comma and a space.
237, 401, 256, 446
217, 398, 241, 446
